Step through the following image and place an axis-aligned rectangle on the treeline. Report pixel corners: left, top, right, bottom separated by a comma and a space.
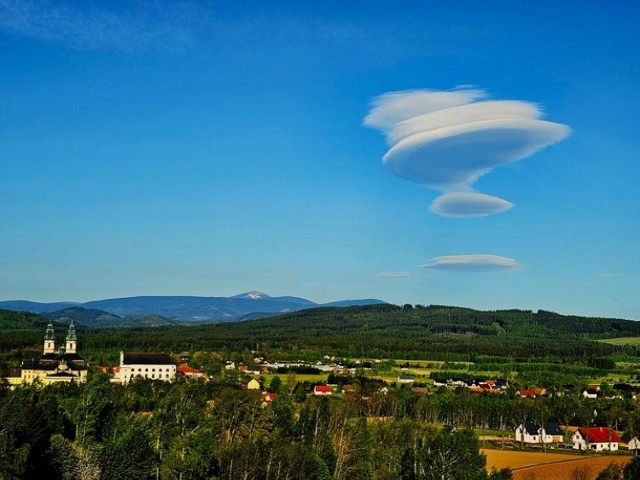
2, 306, 639, 363
0, 375, 497, 480
4, 371, 640, 479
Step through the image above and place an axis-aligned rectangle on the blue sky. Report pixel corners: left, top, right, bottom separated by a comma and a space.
1, 1, 639, 319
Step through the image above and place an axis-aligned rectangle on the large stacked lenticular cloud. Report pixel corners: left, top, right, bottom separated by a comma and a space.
364, 87, 570, 218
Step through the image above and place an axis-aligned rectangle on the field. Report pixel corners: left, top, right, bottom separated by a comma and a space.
264, 373, 328, 386
483, 449, 632, 480
599, 337, 640, 346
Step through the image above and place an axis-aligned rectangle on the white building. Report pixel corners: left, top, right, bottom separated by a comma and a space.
515, 422, 563, 445
572, 427, 619, 451
116, 352, 176, 383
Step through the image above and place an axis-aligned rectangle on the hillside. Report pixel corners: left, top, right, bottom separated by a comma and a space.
3, 304, 639, 361
43, 307, 181, 328
78, 305, 640, 361
0, 292, 387, 322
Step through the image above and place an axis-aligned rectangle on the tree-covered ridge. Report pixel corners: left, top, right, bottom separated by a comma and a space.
0, 309, 52, 331
3, 304, 640, 361
43, 307, 182, 328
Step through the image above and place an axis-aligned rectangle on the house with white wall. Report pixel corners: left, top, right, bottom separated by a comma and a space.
116, 352, 176, 384
572, 427, 619, 451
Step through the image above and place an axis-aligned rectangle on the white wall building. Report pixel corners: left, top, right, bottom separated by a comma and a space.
515, 422, 563, 445
572, 427, 619, 451
117, 352, 176, 384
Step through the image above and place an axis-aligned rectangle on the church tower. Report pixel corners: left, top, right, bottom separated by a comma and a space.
65, 322, 77, 354
44, 322, 56, 354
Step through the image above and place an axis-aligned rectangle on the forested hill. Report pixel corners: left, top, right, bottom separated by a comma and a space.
229, 304, 640, 339
2, 304, 639, 360
0, 309, 53, 331
173, 304, 637, 359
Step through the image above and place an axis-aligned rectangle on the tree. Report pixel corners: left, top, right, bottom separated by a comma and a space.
596, 463, 623, 480
99, 420, 156, 480
624, 456, 640, 480
294, 384, 307, 403
287, 371, 298, 394
401, 427, 486, 480
161, 428, 218, 480
489, 467, 513, 480
269, 375, 282, 394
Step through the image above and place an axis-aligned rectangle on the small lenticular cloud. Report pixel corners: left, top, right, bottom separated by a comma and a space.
375, 271, 422, 280
421, 254, 522, 273
430, 192, 513, 218
364, 87, 570, 218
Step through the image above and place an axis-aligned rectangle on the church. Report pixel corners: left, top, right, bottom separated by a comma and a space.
7, 321, 88, 386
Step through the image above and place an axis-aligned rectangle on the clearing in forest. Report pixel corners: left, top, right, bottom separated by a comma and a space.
482, 449, 632, 480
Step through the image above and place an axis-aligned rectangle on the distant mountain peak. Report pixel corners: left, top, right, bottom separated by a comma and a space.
233, 291, 269, 300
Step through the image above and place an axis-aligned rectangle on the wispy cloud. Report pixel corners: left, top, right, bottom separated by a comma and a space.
364, 87, 570, 218
0, 0, 207, 52
595, 273, 623, 278
259, 272, 298, 279
375, 271, 423, 280
421, 254, 522, 273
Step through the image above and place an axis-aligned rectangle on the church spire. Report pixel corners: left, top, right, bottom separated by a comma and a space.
66, 321, 77, 341
44, 322, 56, 354
65, 322, 77, 354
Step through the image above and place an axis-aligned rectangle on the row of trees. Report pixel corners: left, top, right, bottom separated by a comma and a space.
0, 373, 500, 480
5, 371, 640, 478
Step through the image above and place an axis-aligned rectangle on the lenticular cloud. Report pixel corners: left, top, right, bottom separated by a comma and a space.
421, 254, 522, 273
364, 87, 570, 217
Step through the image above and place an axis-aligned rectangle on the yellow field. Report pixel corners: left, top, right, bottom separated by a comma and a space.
483, 449, 578, 470
483, 449, 632, 480
598, 337, 640, 345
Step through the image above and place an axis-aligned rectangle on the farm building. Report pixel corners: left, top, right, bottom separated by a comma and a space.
515, 422, 564, 445
572, 427, 619, 451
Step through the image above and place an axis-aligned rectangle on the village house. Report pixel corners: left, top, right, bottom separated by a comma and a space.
341, 385, 357, 395
572, 427, 620, 451
412, 387, 429, 396
516, 389, 537, 398
628, 436, 640, 452
115, 352, 176, 384
246, 378, 261, 390
398, 375, 415, 384
314, 385, 333, 396
515, 422, 563, 445
177, 362, 205, 379
261, 392, 277, 406
6, 322, 88, 386
582, 387, 601, 399
534, 387, 547, 397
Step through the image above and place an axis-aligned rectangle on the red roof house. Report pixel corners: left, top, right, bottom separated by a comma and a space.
178, 363, 205, 378
517, 389, 536, 398
313, 385, 333, 396
261, 392, 277, 404
572, 427, 620, 451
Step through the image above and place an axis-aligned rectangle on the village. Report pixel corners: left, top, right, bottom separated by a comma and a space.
6, 321, 640, 463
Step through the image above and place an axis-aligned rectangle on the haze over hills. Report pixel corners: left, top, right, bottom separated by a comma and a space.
0, 291, 386, 323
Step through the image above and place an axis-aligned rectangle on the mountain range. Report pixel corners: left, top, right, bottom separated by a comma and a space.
0, 291, 386, 324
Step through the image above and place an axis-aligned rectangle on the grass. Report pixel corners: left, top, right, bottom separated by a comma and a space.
262, 373, 328, 386
474, 428, 512, 438
598, 337, 640, 346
